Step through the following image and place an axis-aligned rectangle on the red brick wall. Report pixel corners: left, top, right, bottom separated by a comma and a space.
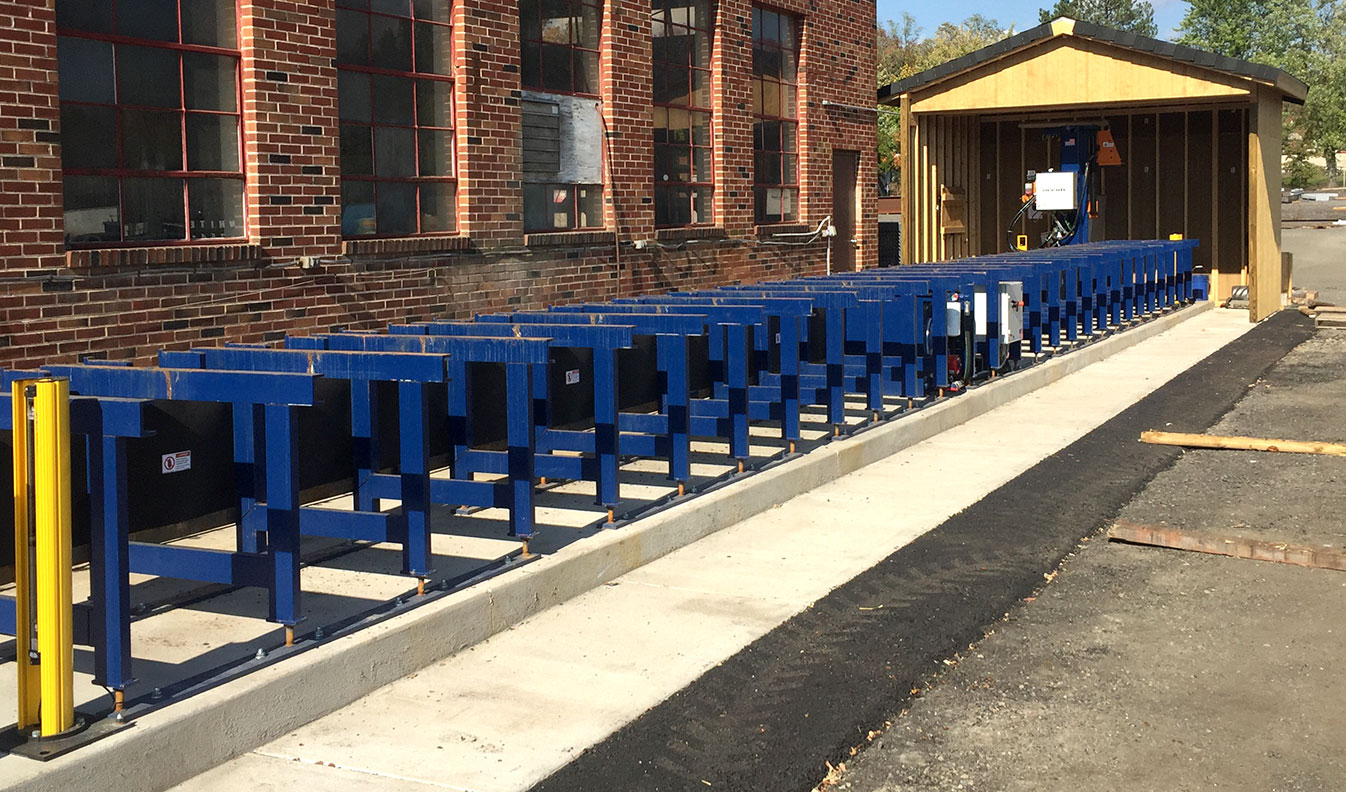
0, 0, 62, 277
0, 0, 877, 369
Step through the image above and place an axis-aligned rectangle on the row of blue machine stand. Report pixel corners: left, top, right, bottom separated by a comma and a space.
0, 238, 1197, 720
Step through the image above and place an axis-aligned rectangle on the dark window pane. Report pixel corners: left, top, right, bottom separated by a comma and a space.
57, 3, 114, 34
118, 45, 181, 108
762, 78, 780, 116
783, 152, 796, 184
336, 0, 369, 7
540, 44, 572, 92
371, 75, 414, 124
576, 184, 602, 228
370, 0, 409, 15
184, 53, 237, 112
691, 111, 710, 145
123, 177, 185, 241
755, 151, 780, 185
415, 22, 452, 74
416, 79, 452, 127
573, 50, 597, 95
336, 9, 371, 66
520, 42, 541, 89
419, 182, 455, 232
692, 146, 711, 183
691, 186, 711, 224
57, 37, 115, 103
117, 0, 179, 41
523, 183, 551, 231
519, 0, 541, 41
186, 113, 240, 172
575, 3, 599, 47
417, 129, 453, 176
338, 72, 372, 122
371, 15, 413, 71
374, 126, 415, 177
121, 108, 183, 171
188, 178, 244, 238
782, 122, 796, 152
60, 105, 117, 169
342, 181, 376, 235
63, 176, 121, 244
691, 68, 710, 107
182, 0, 237, 47
415, 0, 452, 22
340, 124, 374, 175
375, 181, 417, 235
751, 77, 763, 115
656, 63, 689, 105
539, 0, 570, 43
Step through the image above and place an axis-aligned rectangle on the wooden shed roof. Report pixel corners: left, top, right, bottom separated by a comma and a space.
877, 18, 1309, 107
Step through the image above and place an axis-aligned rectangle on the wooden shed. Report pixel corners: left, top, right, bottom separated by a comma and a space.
878, 18, 1309, 321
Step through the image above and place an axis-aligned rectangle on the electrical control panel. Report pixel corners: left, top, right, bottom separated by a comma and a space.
1034, 171, 1077, 211
999, 281, 1025, 344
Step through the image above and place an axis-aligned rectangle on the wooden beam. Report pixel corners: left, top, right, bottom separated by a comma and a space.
1108, 520, 1346, 572
1140, 430, 1346, 457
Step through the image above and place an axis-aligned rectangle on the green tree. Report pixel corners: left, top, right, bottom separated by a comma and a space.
1037, 0, 1158, 36
1179, 0, 1346, 185
876, 15, 1012, 192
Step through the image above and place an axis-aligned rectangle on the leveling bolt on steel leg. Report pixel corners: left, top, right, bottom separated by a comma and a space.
788, 441, 796, 454
677, 482, 685, 497
737, 459, 745, 474
113, 690, 124, 713
606, 508, 615, 525
285, 626, 295, 647
417, 577, 426, 597
521, 538, 532, 558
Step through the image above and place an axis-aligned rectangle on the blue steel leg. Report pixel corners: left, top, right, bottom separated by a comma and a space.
593, 349, 620, 514
505, 362, 536, 537
1027, 279, 1044, 354
1048, 272, 1062, 348
726, 323, 751, 462
89, 432, 133, 690
446, 359, 471, 488
658, 335, 691, 484
398, 381, 433, 577
234, 403, 265, 553
1065, 267, 1079, 342
779, 315, 802, 443
862, 303, 883, 411
351, 380, 380, 512
264, 405, 301, 627
826, 308, 845, 423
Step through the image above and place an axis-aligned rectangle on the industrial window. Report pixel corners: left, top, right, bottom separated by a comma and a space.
752, 6, 798, 224
56, 0, 244, 245
519, 0, 602, 96
652, 0, 713, 227
523, 184, 604, 231
336, 0, 456, 237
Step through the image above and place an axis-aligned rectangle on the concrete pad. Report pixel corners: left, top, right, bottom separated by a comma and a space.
0, 302, 1232, 792
161, 306, 1255, 792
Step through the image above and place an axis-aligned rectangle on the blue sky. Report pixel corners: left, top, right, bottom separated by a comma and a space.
876, 0, 1191, 41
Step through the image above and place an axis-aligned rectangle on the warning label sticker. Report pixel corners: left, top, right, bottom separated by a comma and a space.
565, 369, 581, 385
162, 451, 192, 474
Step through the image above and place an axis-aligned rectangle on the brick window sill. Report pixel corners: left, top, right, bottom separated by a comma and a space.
66, 243, 263, 270
755, 223, 812, 238
523, 229, 614, 248
655, 226, 727, 243
342, 235, 471, 257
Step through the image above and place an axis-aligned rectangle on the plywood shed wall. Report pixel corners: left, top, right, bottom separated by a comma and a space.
883, 19, 1307, 321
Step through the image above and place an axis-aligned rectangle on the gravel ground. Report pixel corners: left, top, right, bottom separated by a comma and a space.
834, 329, 1346, 792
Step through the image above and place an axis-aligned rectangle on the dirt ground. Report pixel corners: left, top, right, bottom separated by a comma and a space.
835, 259, 1346, 791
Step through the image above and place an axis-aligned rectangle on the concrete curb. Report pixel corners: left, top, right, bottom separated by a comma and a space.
5, 301, 1213, 792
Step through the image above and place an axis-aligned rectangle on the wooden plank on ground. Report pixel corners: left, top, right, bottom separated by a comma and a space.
1140, 430, 1346, 457
1108, 520, 1346, 572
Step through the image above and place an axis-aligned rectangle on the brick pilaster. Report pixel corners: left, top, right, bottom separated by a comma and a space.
455, 0, 523, 245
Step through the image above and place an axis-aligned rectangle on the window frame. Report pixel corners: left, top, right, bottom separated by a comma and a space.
652, 0, 714, 229
519, 0, 604, 98
751, 5, 800, 225
56, 0, 247, 248
335, 0, 458, 239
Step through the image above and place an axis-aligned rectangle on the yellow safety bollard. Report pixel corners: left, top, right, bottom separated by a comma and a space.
11, 383, 40, 732
12, 378, 76, 738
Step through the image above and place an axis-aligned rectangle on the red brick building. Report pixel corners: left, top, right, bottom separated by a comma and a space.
0, 0, 876, 369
